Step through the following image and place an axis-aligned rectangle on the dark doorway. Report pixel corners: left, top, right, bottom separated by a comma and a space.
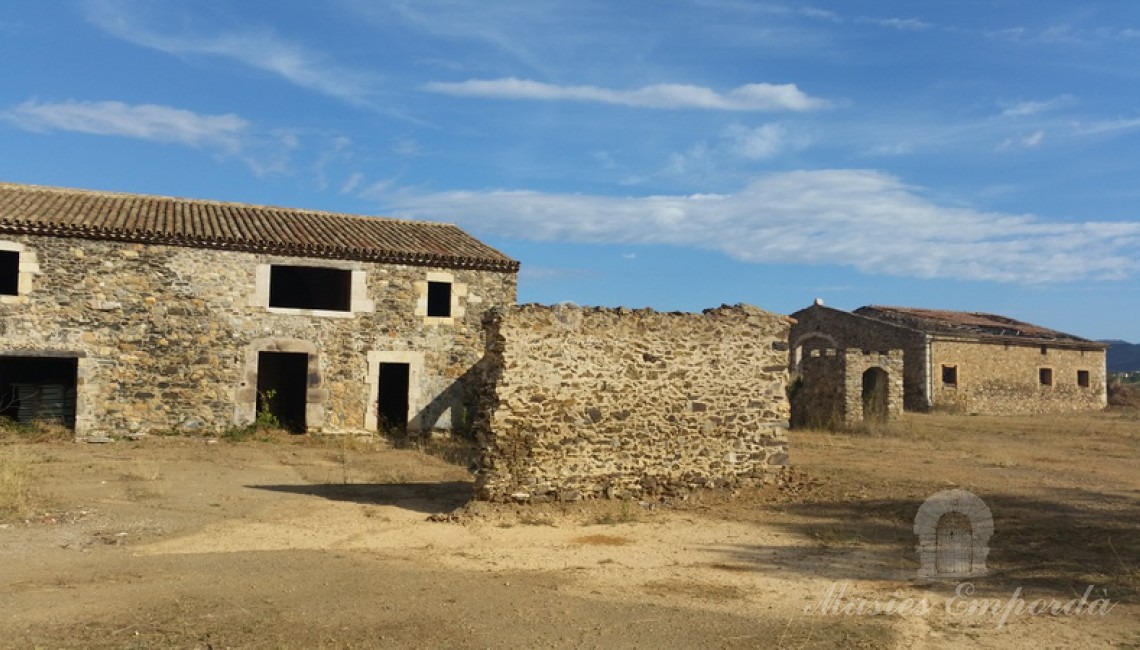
377, 362, 410, 433
861, 367, 889, 422
256, 352, 309, 433
0, 356, 79, 429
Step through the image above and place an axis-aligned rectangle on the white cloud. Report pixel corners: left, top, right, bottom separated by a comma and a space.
84, 0, 378, 108
997, 130, 1045, 150
422, 78, 829, 111
724, 123, 804, 159
1000, 95, 1074, 117
383, 170, 1140, 283
3, 99, 247, 151
856, 17, 933, 31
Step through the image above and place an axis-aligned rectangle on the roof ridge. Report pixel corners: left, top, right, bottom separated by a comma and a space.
0, 181, 456, 229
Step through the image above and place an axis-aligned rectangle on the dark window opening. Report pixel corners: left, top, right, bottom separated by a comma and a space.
256, 352, 309, 433
269, 265, 351, 311
1040, 345, 1048, 355
1039, 368, 1053, 386
1077, 370, 1090, 388
427, 281, 451, 317
0, 356, 78, 429
941, 365, 958, 386
0, 250, 19, 296
377, 362, 410, 433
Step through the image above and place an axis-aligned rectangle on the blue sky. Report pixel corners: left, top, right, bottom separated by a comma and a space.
2, 1, 1139, 341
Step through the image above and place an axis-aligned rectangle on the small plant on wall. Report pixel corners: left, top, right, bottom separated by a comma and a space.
255, 389, 282, 430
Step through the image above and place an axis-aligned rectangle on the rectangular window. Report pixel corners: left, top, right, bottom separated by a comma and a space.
941, 365, 958, 386
1039, 368, 1053, 386
269, 265, 352, 312
0, 250, 18, 296
427, 281, 451, 317
1077, 370, 1090, 388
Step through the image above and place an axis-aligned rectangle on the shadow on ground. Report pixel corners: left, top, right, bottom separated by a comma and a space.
246, 481, 473, 514
708, 488, 1140, 600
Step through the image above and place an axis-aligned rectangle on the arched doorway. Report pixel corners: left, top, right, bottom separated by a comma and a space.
862, 367, 889, 422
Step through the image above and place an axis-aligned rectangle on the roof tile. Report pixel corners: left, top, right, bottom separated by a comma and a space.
0, 182, 519, 273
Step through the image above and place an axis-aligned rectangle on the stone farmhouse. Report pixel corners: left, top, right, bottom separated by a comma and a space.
0, 182, 518, 437
790, 302, 1108, 416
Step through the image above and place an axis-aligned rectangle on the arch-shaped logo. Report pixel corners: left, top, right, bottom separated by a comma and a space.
914, 489, 993, 579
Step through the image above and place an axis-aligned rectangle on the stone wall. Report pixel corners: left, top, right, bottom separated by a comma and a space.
474, 304, 791, 502
790, 304, 930, 410
0, 234, 516, 436
929, 339, 1107, 414
792, 349, 904, 428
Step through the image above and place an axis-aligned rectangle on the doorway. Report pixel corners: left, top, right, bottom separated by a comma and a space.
256, 351, 308, 433
0, 356, 78, 429
377, 362, 410, 433
861, 367, 889, 422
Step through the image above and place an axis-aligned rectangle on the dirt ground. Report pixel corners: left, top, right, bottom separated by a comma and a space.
1, 412, 1138, 649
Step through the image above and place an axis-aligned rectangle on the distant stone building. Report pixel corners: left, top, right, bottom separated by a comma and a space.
793, 348, 904, 428
0, 182, 518, 437
790, 303, 1107, 415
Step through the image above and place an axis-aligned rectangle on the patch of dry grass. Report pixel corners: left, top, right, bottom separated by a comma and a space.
572, 534, 632, 546
0, 449, 34, 520
0, 417, 74, 443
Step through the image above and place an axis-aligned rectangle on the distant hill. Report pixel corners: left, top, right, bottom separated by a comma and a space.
1102, 340, 1140, 373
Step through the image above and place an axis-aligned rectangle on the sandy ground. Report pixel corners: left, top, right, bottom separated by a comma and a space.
1, 412, 1138, 648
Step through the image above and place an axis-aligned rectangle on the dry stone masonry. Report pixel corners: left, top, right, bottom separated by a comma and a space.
474, 304, 792, 502
792, 349, 904, 428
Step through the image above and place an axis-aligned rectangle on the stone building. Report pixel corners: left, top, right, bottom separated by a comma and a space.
474, 304, 791, 502
0, 182, 518, 437
792, 348, 904, 428
790, 302, 1107, 415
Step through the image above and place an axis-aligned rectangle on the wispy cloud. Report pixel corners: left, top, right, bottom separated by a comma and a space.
383, 170, 1140, 283
997, 130, 1045, 150
84, 0, 378, 108
3, 99, 247, 151
422, 78, 830, 111
2, 99, 305, 175
856, 17, 933, 31
1000, 95, 1074, 117
1073, 117, 1140, 136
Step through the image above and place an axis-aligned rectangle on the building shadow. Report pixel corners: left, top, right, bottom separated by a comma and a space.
703, 488, 1140, 598
246, 481, 473, 514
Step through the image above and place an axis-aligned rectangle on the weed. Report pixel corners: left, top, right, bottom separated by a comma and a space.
590, 499, 639, 525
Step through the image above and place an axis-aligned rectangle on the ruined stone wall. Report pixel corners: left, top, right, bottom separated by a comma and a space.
793, 349, 904, 428
790, 305, 929, 411
474, 304, 791, 502
929, 339, 1107, 414
0, 234, 516, 436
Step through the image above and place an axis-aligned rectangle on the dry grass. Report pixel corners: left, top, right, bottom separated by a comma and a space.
0, 449, 34, 520
572, 534, 633, 546
0, 418, 74, 443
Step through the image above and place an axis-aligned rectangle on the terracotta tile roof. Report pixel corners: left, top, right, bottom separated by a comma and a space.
0, 182, 519, 273
855, 305, 1105, 347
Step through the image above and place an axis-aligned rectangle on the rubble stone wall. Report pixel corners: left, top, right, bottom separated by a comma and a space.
929, 339, 1107, 414
0, 234, 516, 437
474, 304, 791, 502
